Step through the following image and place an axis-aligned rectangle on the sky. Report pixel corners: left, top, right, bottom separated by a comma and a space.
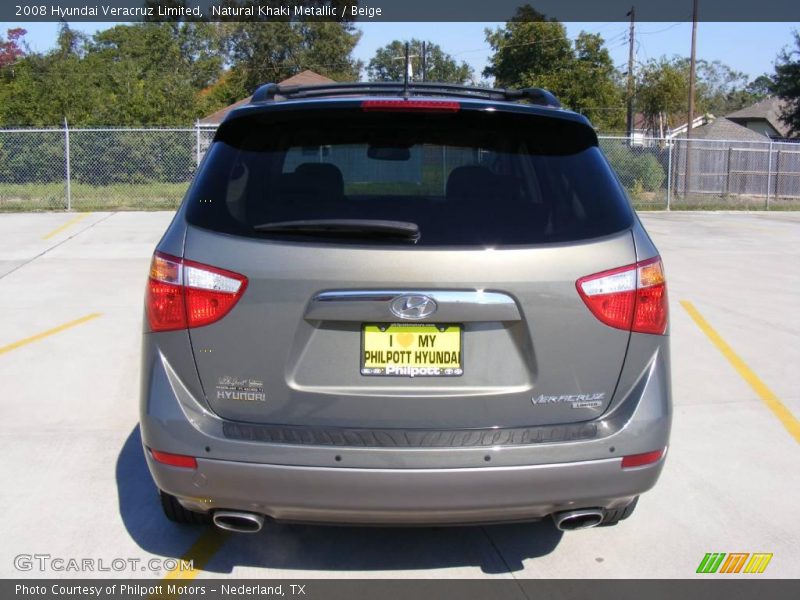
5, 20, 797, 81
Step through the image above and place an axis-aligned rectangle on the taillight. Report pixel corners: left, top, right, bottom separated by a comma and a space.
150, 449, 197, 469
361, 99, 460, 112
576, 256, 668, 335
145, 252, 247, 332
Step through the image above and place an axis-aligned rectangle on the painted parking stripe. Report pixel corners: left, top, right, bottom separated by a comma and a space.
42, 212, 90, 240
681, 300, 800, 444
147, 530, 229, 599
0, 313, 102, 357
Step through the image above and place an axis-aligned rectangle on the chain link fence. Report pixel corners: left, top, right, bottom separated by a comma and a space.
0, 126, 217, 212
1, 125, 799, 212
601, 136, 800, 210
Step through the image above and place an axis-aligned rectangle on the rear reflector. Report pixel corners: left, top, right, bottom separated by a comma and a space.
576, 256, 668, 335
621, 449, 665, 469
361, 99, 460, 112
145, 252, 248, 332
150, 449, 197, 469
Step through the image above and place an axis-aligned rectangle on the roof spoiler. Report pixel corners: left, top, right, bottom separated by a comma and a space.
250, 81, 561, 108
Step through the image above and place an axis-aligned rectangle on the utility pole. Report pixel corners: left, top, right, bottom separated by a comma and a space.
685, 0, 699, 197
625, 6, 635, 142
421, 41, 427, 82
403, 42, 411, 97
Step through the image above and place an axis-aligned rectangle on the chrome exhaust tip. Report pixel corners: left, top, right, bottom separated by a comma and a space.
552, 509, 605, 531
213, 510, 264, 533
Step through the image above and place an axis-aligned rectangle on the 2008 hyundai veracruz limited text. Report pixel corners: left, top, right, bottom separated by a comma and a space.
140, 82, 671, 533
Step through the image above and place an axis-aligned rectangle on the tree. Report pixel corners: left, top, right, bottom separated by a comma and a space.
0, 22, 220, 126
0, 27, 26, 69
746, 74, 775, 98
88, 23, 203, 125
0, 24, 103, 126
635, 58, 688, 137
367, 39, 473, 84
483, 8, 573, 91
222, 20, 361, 98
483, 6, 624, 130
773, 31, 800, 136
634, 56, 779, 137
691, 59, 774, 115
560, 32, 625, 130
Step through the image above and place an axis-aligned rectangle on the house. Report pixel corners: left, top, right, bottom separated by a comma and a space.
630, 113, 713, 146
676, 117, 769, 142
725, 97, 793, 139
198, 70, 335, 127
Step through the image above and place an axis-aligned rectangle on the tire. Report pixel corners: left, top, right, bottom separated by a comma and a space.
159, 490, 212, 525
600, 496, 639, 527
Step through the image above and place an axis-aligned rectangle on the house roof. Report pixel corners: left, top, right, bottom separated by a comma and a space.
725, 97, 791, 138
677, 117, 769, 141
199, 70, 335, 125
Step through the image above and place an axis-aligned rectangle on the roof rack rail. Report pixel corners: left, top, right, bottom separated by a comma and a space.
250, 81, 561, 108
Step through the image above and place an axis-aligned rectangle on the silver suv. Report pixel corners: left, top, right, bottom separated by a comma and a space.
141, 82, 671, 533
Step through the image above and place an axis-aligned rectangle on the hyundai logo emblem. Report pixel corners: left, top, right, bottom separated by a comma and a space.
390, 295, 438, 320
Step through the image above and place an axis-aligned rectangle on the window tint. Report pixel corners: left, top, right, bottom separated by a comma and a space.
185, 109, 633, 246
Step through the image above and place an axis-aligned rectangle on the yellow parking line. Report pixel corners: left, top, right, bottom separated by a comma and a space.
42, 212, 90, 240
0, 313, 102, 356
681, 300, 800, 444
148, 530, 229, 599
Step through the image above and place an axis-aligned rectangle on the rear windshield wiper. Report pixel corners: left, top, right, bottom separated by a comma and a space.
253, 219, 420, 242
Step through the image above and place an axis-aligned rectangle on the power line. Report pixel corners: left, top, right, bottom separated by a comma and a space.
638, 19, 692, 36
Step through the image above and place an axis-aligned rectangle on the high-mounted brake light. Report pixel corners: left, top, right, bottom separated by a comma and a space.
576, 256, 668, 335
150, 449, 198, 469
361, 99, 460, 113
145, 252, 248, 332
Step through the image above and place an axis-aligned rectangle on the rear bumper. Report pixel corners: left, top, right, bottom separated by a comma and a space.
140, 331, 671, 524
146, 453, 663, 525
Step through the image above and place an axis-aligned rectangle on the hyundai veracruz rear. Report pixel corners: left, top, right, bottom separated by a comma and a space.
140, 82, 671, 533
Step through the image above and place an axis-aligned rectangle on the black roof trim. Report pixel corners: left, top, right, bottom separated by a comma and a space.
250, 81, 561, 108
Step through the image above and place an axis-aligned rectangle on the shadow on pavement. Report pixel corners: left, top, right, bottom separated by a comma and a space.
117, 425, 563, 574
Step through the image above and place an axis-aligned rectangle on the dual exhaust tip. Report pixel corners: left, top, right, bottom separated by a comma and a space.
210, 508, 605, 533
552, 509, 605, 531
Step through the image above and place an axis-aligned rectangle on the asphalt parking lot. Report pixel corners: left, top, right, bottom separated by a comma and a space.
0, 211, 797, 580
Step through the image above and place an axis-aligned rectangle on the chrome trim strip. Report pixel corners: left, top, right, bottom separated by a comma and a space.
314, 290, 516, 304
306, 290, 521, 322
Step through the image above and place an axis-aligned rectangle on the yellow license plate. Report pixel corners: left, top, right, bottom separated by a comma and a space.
361, 324, 463, 377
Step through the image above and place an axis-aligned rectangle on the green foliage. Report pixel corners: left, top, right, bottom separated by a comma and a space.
222, 20, 361, 96
367, 39, 473, 84
746, 74, 775, 98
483, 6, 624, 131
635, 56, 777, 136
635, 58, 688, 135
605, 147, 665, 192
0, 132, 64, 183
773, 31, 800, 136
0, 20, 361, 127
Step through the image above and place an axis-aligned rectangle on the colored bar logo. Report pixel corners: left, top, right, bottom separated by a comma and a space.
697, 553, 773, 574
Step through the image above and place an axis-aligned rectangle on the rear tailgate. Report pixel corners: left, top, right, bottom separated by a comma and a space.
184, 226, 634, 429
179, 101, 636, 430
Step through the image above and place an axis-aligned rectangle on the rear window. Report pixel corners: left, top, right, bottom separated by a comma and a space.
185, 108, 633, 246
